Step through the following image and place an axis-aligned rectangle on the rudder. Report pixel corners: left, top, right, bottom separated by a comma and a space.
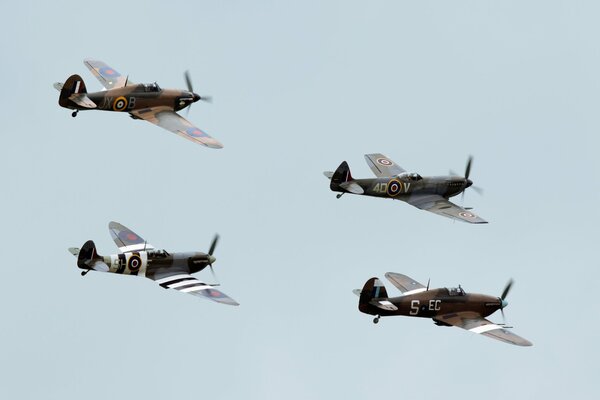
358, 277, 389, 313
59, 74, 88, 108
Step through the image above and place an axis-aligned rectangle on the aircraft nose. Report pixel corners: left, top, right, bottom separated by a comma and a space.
193, 93, 201, 102
501, 299, 509, 309
466, 179, 473, 188
208, 255, 216, 264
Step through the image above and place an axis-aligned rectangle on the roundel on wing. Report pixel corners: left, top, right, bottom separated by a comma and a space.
113, 96, 128, 111
459, 211, 475, 219
377, 158, 393, 166
186, 127, 209, 138
118, 230, 139, 243
128, 254, 142, 272
207, 289, 225, 298
387, 178, 402, 197
99, 67, 121, 78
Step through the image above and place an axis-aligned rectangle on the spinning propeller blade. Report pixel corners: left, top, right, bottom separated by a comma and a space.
499, 279, 514, 323
207, 234, 220, 281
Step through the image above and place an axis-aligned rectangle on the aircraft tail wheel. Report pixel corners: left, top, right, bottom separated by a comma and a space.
72, 111, 78, 118
373, 316, 380, 324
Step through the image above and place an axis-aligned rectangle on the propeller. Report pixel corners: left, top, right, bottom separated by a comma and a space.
459, 155, 484, 203
183, 70, 212, 116
499, 279, 514, 322
207, 234, 220, 281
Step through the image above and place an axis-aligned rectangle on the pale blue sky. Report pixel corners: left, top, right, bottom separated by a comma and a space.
1, 1, 598, 399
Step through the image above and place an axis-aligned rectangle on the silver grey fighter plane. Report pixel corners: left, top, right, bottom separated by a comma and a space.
324, 153, 487, 224
68, 222, 239, 306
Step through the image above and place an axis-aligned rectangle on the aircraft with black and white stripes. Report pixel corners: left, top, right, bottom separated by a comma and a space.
68, 222, 238, 306
355, 273, 531, 346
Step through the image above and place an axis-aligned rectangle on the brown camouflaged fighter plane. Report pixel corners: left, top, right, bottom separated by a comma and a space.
54, 59, 222, 148
354, 273, 531, 346
68, 222, 238, 306
324, 154, 487, 223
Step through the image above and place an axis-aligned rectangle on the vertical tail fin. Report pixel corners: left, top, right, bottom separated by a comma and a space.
59, 74, 88, 108
358, 277, 389, 313
77, 240, 102, 270
330, 161, 364, 194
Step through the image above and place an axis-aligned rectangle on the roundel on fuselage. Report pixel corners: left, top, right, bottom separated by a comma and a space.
128, 253, 142, 272
113, 96, 128, 111
387, 178, 402, 197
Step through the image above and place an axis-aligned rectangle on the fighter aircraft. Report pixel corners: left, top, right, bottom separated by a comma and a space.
54, 59, 222, 149
354, 273, 531, 346
68, 222, 238, 306
324, 153, 487, 223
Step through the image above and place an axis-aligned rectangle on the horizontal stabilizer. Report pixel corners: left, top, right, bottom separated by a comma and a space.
340, 181, 364, 194
352, 289, 362, 297
323, 171, 334, 179
370, 299, 398, 311
69, 93, 97, 109
90, 260, 110, 272
53, 82, 64, 91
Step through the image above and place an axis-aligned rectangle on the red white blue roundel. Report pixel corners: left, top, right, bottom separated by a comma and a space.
377, 158, 393, 166
99, 66, 121, 78
206, 289, 226, 298
186, 127, 210, 138
387, 179, 402, 196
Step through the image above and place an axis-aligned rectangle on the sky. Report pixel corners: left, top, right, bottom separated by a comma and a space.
1, 1, 599, 399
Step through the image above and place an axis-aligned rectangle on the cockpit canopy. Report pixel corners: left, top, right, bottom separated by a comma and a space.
141, 82, 161, 92
399, 172, 423, 181
447, 286, 465, 296
148, 249, 169, 258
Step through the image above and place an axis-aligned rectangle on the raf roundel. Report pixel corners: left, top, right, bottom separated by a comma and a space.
377, 158, 393, 166
186, 127, 209, 138
459, 211, 475, 219
387, 178, 402, 197
99, 66, 121, 78
113, 96, 128, 111
128, 254, 142, 272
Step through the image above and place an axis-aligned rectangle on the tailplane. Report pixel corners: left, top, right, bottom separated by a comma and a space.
76, 240, 108, 274
58, 74, 96, 110
330, 161, 364, 195
356, 277, 398, 321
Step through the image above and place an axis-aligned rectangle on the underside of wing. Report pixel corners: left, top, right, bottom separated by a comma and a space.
364, 153, 406, 177
83, 59, 131, 90
384, 272, 427, 294
434, 312, 532, 346
154, 274, 239, 306
406, 194, 487, 224
108, 221, 154, 253
130, 107, 223, 149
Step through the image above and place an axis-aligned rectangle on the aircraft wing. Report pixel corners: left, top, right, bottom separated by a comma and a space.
83, 59, 132, 90
384, 272, 427, 294
434, 312, 532, 346
154, 274, 239, 306
108, 221, 155, 253
364, 153, 406, 177
130, 107, 223, 149
405, 194, 487, 224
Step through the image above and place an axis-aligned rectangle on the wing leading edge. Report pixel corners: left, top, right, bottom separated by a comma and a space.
130, 107, 223, 149
405, 194, 487, 224
434, 312, 532, 346
364, 153, 406, 177
84, 59, 131, 90
108, 221, 155, 253
155, 274, 239, 306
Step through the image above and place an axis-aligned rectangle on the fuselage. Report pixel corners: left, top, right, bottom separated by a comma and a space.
360, 287, 502, 319
95, 250, 213, 280
67, 83, 199, 113
341, 175, 472, 201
